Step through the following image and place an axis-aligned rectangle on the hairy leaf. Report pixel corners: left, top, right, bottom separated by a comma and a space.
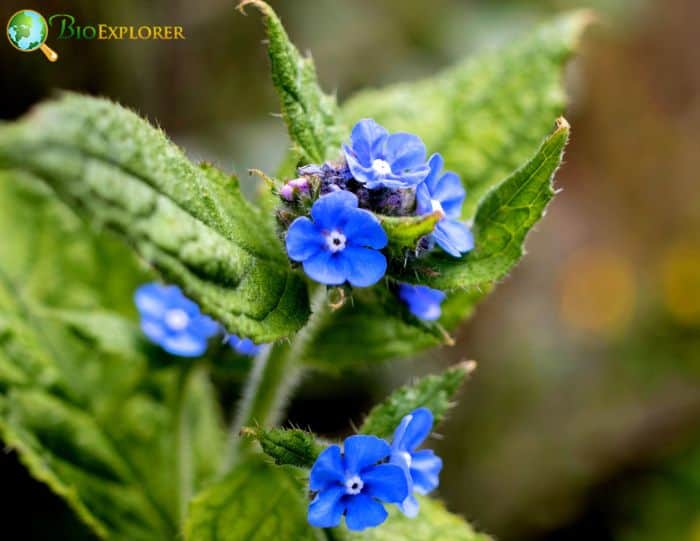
343, 11, 590, 218
241, 0, 345, 165
0, 174, 225, 540
360, 363, 474, 439
337, 496, 492, 541
410, 119, 570, 290
185, 458, 323, 541
242, 426, 324, 469
0, 94, 309, 343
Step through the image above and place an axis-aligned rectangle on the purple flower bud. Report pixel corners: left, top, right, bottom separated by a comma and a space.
279, 184, 294, 201
289, 177, 310, 193
279, 177, 311, 202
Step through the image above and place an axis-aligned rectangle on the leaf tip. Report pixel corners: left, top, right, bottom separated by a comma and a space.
555, 116, 570, 132
236, 0, 268, 16
458, 359, 478, 375
239, 426, 258, 438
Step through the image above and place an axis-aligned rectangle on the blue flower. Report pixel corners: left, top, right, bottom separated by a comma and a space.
227, 334, 264, 357
286, 190, 388, 287
308, 435, 409, 531
416, 154, 474, 257
398, 284, 446, 321
134, 283, 219, 357
343, 119, 430, 190
390, 408, 443, 518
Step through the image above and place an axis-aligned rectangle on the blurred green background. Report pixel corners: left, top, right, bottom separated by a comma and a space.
1, 0, 699, 539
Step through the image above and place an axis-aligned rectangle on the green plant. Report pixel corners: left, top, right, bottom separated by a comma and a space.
0, 2, 589, 539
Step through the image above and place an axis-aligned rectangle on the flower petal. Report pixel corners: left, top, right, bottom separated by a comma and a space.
308, 485, 346, 528
393, 165, 431, 187
344, 494, 389, 531
349, 118, 388, 163
302, 251, 349, 285
229, 335, 263, 356
361, 463, 409, 503
161, 332, 208, 357
189, 314, 220, 338
343, 247, 387, 287
134, 283, 169, 319
433, 220, 474, 257
410, 449, 443, 495
344, 147, 375, 184
432, 172, 466, 219
392, 407, 434, 452
140, 317, 167, 344
343, 435, 391, 475
173, 291, 202, 317
415, 181, 434, 215
286, 217, 323, 262
424, 153, 444, 193
311, 191, 358, 230
398, 284, 446, 321
342, 209, 387, 249
398, 493, 420, 518
309, 445, 345, 491
383, 133, 427, 173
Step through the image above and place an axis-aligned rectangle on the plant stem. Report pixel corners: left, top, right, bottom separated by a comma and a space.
220, 286, 329, 473
175, 362, 195, 525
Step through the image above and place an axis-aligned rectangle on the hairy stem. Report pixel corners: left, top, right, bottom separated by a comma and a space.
221, 286, 329, 473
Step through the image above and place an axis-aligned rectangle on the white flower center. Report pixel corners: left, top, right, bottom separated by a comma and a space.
164, 308, 189, 331
400, 451, 413, 467
430, 199, 445, 217
325, 230, 347, 253
372, 158, 393, 177
345, 475, 364, 495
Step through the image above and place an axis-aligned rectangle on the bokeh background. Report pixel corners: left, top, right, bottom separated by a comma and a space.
2, 0, 699, 539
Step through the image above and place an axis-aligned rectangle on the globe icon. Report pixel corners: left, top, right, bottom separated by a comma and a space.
6, 9, 58, 61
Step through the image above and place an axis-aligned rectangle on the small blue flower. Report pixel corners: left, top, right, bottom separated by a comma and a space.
308, 435, 408, 531
286, 190, 388, 287
390, 408, 443, 518
227, 334, 264, 357
398, 284, 446, 321
343, 119, 430, 190
416, 154, 474, 257
134, 283, 220, 357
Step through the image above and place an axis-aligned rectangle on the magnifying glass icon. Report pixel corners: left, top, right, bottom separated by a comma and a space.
7, 9, 58, 62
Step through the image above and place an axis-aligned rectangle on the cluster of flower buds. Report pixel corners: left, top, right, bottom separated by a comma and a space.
278, 119, 474, 320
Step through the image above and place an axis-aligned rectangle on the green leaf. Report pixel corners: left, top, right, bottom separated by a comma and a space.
242, 426, 324, 469
0, 173, 225, 540
412, 119, 569, 290
185, 458, 323, 541
380, 211, 443, 252
337, 496, 492, 541
0, 93, 309, 343
241, 0, 345, 165
360, 363, 474, 439
342, 11, 590, 219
